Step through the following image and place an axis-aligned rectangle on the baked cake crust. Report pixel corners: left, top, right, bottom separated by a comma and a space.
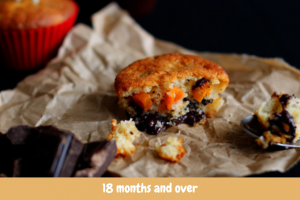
0, 0, 76, 30
115, 53, 229, 98
115, 53, 229, 135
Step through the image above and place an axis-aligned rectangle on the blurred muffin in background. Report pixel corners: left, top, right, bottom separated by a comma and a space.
0, 0, 78, 70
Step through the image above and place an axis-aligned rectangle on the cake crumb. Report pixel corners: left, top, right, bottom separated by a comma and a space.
256, 131, 287, 149
107, 119, 141, 156
155, 137, 186, 162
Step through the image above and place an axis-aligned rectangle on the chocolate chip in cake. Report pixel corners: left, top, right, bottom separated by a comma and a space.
201, 99, 213, 106
132, 113, 168, 135
172, 111, 205, 126
269, 110, 296, 142
279, 94, 294, 107
192, 78, 211, 90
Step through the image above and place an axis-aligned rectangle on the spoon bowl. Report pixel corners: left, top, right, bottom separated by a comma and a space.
240, 115, 300, 148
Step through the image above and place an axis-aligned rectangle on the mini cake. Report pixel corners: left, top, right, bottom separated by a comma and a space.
155, 137, 186, 162
0, 0, 78, 70
107, 119, 141, 156
0, 0, 76, 30
255, 92, 300, 148
115, 53, 229, 135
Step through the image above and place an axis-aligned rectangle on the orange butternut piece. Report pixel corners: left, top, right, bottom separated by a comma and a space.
132, 92, 152, 111
165, 87, 185, 110
193, 82, 212, 102
158, 100, 168, 113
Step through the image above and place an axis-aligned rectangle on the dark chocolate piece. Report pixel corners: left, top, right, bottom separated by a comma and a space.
130, 109, 205, 135
192, 78, 211, 90
6, 125, 37, 145
0, 134, 13, 176
128, 96, 208, 135
59, 136, 84, 177
1, 126, 117, 177
133, 113, 168, 135
201, 99, 213, 106
185, 97, 212, 107
172, 111, 205, 126
279, 94, 294, 107
184, 98, 198, 110
12, 158, 22, 177
129, 101, 144, 114
75, 140, 117, 177
269, 110, 296, 142
3, 126, 83, 177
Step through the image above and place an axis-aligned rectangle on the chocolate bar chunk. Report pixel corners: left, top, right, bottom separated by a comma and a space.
75, 140, 117, 177
0, 133, 13, 176
4, 126, 83, 177
6, 125, 36, 145
0, 126, 117, 177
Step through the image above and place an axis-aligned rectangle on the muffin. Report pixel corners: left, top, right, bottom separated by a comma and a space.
0, 0, 78, 70
255, 92, 300, 148
115, 53, 229, 135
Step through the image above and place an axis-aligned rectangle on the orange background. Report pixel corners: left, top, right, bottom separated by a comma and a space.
0, 178, 299, 200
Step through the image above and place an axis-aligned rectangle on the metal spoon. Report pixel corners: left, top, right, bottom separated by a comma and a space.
240, 115, 300, 148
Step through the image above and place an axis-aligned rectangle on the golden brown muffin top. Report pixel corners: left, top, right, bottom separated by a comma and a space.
115, 53, 229, 98
0, 0, 76, 30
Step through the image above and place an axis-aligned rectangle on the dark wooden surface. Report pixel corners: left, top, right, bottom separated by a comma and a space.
1, 0, 300, 176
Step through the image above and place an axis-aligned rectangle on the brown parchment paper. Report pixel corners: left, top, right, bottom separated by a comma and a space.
1, 3, 300, 177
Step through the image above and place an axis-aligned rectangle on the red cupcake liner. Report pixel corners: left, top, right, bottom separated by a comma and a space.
0, 1, 79, 71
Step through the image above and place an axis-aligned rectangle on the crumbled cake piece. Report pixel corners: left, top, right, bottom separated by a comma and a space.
255, 92, 300, 148
115, 53, 229, 135
155, 137, 186, 162
107, 119, 141, 156
256, 131, 287, 149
